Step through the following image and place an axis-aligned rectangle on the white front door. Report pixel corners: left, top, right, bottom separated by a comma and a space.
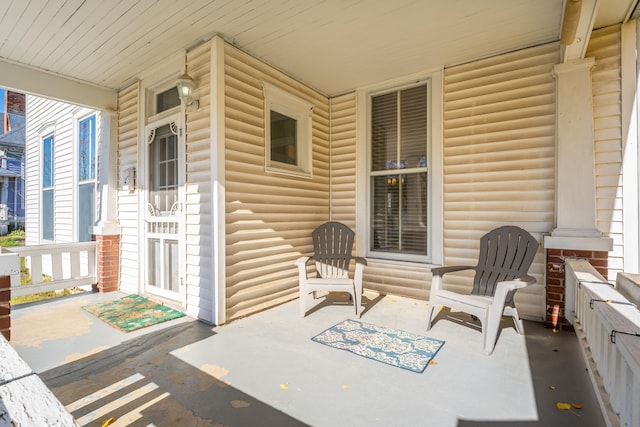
144, 118, 184, 301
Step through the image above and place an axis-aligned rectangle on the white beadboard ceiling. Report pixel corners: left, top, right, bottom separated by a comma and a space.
0, 0, 637, 97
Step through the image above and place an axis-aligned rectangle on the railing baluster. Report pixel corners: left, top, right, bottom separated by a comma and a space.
31, 254, 43, 285
70, 249, 80, 278
8, 242, 98, 297
51, 252, 63, 281
88, 247, 96, 278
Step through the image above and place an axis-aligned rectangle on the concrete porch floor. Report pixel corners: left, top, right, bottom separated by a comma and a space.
10, 290, 606, 427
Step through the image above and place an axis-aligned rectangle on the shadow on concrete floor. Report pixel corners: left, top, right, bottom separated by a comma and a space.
42, 320, 310, 427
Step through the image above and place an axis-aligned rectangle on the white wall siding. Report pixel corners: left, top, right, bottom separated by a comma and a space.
184, 42, 214, 321
116, 82, 140, 294
54, 106, 73, 242
224, 43, 330, 321
25, 96, 99, 245
24, 95, 47, 245
441, 43, 559, 319
587, 25, 624, 280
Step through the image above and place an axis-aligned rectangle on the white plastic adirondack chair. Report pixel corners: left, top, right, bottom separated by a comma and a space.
426, 225, 539, 355
296, 222, 367, 317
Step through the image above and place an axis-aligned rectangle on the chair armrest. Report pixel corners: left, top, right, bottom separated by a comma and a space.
354, 257, 366, 293
492, 277, 535, 305
296, 256, 311, 282
295, 256, 310, 267
517, 275, 536, 285
431, 265, 475, 277
354, 257, 367, 266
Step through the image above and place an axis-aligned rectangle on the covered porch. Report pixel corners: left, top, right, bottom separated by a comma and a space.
2, 0, 640, 425
11, 290, 603, 427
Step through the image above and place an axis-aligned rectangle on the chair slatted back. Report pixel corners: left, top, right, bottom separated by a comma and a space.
312, 222, 355, 279
472, 226, 539, 303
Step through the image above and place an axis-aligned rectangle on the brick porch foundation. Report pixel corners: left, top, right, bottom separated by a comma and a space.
0, 275, 10, 341
545, 248, 608, 330
94, 234, 121, 292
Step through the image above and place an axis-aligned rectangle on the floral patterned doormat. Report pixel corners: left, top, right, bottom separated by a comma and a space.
312, 319, 445, 373
83, 294, 185, 332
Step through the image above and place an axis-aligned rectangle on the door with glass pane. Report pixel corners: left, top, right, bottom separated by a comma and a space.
144, 120, 184, 301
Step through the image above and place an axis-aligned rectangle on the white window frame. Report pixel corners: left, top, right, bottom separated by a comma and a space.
146, 76, 182, 122
356, 70, 444, 266
40, 130, 55, 243
262, 81, 313, 178
74, 110, 99, 242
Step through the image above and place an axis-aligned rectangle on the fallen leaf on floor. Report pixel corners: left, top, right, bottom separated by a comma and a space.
572, 403, 584, 409
280, 383, 289, 390
550, 386, 556, 390
231, 400, 251, 408
101, 417, 115, 427
429, 360, 438, 365
556, 402, 580, 416
342, 385, 350, 389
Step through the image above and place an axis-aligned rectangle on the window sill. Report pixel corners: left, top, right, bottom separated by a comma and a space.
363, 256, 441, 270
265, 165, 312, 179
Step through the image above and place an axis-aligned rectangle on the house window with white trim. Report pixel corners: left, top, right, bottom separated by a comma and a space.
263, 81, 313, 178
78, 115, 97, 242
369, 82, 430, 260
42, 134, 54, 241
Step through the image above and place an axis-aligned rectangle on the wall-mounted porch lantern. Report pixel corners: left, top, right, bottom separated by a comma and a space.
176, 72, 199, 111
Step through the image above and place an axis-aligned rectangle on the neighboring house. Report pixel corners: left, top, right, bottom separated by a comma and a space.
24, 99, 100, 245
1, 2, 638, 330
0, 90, 25, 234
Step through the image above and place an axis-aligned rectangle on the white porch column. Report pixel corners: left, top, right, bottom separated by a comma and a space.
543, 58, 613, 330
93, 109, 121, 293
93, 109, 121, 236
545, 58, 612, 252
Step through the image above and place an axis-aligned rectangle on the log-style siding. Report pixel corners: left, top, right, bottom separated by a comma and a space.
116, 82, 140, 294
112, 34, 625, 324
329, 93, 357, 229
184, 42, 215, 321
223, 43, 330, 321
441, 43, 559, 319
587, 25, 624, 279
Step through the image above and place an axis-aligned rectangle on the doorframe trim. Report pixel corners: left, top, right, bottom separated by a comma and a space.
140, 111, 186, 305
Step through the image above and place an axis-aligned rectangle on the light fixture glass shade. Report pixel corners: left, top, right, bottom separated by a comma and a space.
176, 73, 196, 104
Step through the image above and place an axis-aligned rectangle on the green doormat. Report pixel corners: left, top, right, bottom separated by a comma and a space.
83, 294, 185, 332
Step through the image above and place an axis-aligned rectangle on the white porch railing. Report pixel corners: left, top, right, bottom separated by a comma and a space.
1, 242, 97, 297
565, 259, 640, 427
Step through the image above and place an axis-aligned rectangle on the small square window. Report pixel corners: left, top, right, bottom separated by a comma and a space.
263, 81, 312, 178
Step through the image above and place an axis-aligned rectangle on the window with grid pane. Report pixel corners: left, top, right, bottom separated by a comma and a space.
370, 83, 429, 258
149, 124, 178, 213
